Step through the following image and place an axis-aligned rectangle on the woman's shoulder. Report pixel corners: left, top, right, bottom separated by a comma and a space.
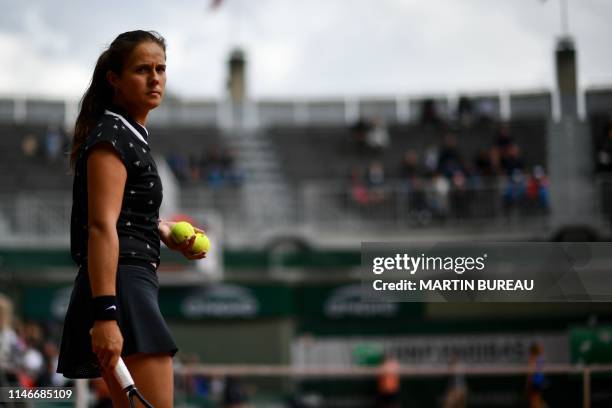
86, 114, 136, 147
91, 113, 127, 137
80, 114, 134, 165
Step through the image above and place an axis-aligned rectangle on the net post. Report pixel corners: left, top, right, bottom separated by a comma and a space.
582, 366, 590, 408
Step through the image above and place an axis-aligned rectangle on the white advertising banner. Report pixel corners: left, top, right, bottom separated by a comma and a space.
292, 332, 569, 366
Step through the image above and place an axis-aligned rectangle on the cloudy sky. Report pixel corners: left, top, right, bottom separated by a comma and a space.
1, 0, 611, 100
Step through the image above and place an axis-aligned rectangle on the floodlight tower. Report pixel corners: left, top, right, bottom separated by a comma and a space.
555, 0, 577, 118
547, 0, 597, 238
218, 0, 255, 130
227, 47, 247, 104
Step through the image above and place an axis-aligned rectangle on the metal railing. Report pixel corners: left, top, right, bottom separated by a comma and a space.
0, 175, 609, 242
0, 192, 71, 243
169, 363, 612, 408
300, 177, 554, 230
66, 362, 612, 408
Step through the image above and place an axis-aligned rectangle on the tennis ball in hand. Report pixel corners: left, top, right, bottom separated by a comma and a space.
171, 221, 195, 244
190, 233, 210, 255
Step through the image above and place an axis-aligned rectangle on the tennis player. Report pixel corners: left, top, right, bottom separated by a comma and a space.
57, 30, 205, 407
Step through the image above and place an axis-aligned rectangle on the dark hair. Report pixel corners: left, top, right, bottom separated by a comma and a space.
70, 30, 166, 169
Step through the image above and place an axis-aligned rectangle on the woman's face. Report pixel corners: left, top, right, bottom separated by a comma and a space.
108, 41, 166, 117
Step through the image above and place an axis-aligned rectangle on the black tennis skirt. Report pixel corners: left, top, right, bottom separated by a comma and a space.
56, 262, 178, 379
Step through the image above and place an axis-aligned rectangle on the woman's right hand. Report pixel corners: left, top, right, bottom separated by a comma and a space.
91, 320, 123, 372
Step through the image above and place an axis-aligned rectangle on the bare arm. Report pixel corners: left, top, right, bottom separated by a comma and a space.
87, 144, 127, 296
86, 144, 127, 371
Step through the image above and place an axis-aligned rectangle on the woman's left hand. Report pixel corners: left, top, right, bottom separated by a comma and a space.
158, 220, 207, 260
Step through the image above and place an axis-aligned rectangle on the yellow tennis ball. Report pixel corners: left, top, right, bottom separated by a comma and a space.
191, 233, 210, 254
171, 221, 195, 244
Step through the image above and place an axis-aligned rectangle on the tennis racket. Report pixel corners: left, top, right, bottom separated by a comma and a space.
114, 357, 155, 408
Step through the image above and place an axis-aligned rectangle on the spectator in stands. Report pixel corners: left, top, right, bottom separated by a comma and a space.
365, 117, 390, 154
474, 148, 497, 178
596, 121, 612, 172
398, 150, 420, 181
38, 341, 68, 387
472, 149, 499, 218
366, 160, 387, 204
0, 294, 22, 384
397, 150, 429, 218
20, 321, 45, 387
166, 145, 242, 187
496, 123, 513, 149
220, 147, 243, 186
407, 177, 430, 223
220, 147, 234, 174
456, 96, 474, 128
188, 154, 201, 182
476, 99, 495, 124
429, 171, 450, 218
500, 143, 524, 176
526, 166, 550, 212
421, 98, 442, 126
366, 162, 385, 186
21, 133, 39, 158
350, 116, 372, 154
424, 145, 439, 174
44, 125, 63, 163
62, 128, 73, 159
450, 170, 471, 218
349, 165, 370, 208
494, 123, 514, 165
167, 152, 189, 182
437, 134, 464, 179
398, 150, 420, 189
502, 169, 527, 215
597, 120, 612, 226
202, 145, 225, 188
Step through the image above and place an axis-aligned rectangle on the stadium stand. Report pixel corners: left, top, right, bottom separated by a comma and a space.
266, 120, 547, 186
0, 123, 71, 192
0, 88, 609, 241
1, 88, 612, 408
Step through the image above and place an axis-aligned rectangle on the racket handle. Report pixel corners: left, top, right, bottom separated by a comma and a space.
114, 357, 135, 390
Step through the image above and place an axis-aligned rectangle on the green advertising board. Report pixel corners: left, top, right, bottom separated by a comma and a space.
297, 283, 424, 335
158, 284, 294, 319
20, 283, 295, 321
570, 326, 612, 364
21, 285, 73, 321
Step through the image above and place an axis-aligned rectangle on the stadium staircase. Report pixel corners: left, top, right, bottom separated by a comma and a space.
223, 128, 296, 224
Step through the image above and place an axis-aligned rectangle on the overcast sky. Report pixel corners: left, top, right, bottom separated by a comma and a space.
1, 0, 611, 100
